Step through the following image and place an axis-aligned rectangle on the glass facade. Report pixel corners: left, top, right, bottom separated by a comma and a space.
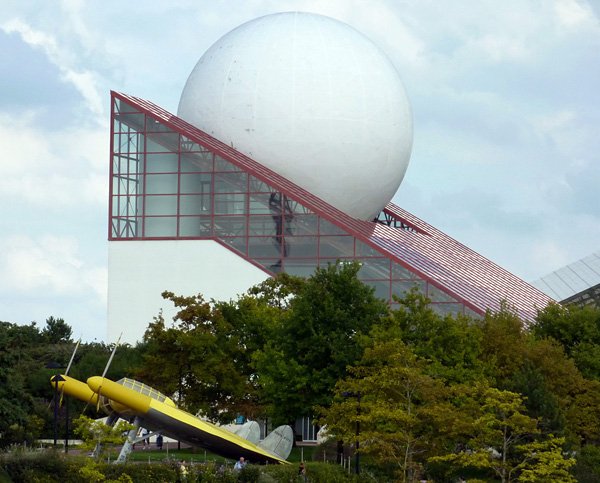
110, 96, 470, 317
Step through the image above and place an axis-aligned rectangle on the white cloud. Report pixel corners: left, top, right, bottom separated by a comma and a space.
554, 0, 597, 28
0, 234, 107, 303
1, 17, 104, 116
0, 112, 106, 208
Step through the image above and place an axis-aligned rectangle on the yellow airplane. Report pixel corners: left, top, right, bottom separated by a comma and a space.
54, 375, 292, 464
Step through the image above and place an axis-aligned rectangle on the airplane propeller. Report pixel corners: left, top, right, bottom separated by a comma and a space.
48, 338, 80, 410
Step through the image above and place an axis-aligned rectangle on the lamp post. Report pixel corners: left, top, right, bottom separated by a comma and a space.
49, 373, 65, 448
342, 391, 361, 475
47, 362, 66, 450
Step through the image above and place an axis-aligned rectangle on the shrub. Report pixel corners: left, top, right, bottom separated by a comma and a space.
262, 462, 357, 483
0, 449, 83, 483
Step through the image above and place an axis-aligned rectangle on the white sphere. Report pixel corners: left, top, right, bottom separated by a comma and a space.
178, 12, 412, 220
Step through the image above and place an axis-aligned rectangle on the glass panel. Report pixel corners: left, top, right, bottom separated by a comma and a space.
292, 214, 318, 236
356, 240, 382, 257
146, 118, 173, 132
180, 136, 206, 152
248, 237, 284, 258
181, 152, 212, 172
249, 194, 272, 215
215, 155, 241, 171
319, 218, 348, 235
392, 262, 419, 280
286, 236, 318, 258
144, 217, 177, 237
145, 153, 178, 173
115, 112, 145, 131
284, 259, 319, 277
179, 216, 212, 236
365, 280, 390, 301
146, 132, 179, 152
111, 217, 139, 238
180, 194, 210, 215
214, 216, 246, 237
391, 280, 426, 300
357, 258, 390, 280
288, 199, 311, 214
464, 307, 482, 319
427, 284, 458, 303
116, 132, 142, 154
114, 99, 140, 113
144, 174, 178, 194
180, 173, 211, 194
319, 258, 352, 268
215, 172, 247, 193
249, 176, 272, 193
144, 195, 177, 216
319, 235, 354, 257
215, 194, 246, 214
249, 216, 276, 236
221, 237, 247, 255
431, 303, 464, 317
111, 195, 138, 216
254, 258, 284, 273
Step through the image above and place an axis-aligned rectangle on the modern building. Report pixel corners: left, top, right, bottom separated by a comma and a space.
533, 251, 600, 308
108, 91, 554, 345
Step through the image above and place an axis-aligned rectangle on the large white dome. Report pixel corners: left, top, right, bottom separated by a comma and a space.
178, 12, 412, 220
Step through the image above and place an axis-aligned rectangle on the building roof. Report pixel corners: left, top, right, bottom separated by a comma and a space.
532, 251, 600, 306
114, 91, 555, 322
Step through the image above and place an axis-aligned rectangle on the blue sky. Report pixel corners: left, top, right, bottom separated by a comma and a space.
1, 0, 599, 342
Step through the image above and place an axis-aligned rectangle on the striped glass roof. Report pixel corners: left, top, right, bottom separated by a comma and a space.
112, 92, 555, 322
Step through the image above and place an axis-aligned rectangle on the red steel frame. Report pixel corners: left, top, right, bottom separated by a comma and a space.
108, 91, 555, 322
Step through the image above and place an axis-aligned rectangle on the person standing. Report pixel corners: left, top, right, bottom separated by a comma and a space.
234, 456, 247, 471
298, 461, 307, 480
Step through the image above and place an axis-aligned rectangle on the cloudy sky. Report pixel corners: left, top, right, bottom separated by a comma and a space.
1, 0, 598, 342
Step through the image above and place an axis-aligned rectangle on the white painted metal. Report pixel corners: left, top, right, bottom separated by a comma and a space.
178, 12, 413, 220
107, 240, 268, 343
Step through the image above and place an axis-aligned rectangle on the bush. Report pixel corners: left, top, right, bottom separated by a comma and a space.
0, 449, 83, 483
262, 462, 357, 483
0, 449, 361, 482
101, 460, 177, 482
572, 445, 600, 483
238, 465, 261, 482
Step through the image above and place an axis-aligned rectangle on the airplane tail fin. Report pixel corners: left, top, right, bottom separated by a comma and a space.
257, 425, 294, 460
222, 420, 261, 444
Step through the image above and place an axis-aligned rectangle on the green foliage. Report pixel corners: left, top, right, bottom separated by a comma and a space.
532, 302, 600, 380
42, 316, 73, 344
390, 289, 484, 383
261, 462, 357, 482
516, 436, 575, 482
572, 444, 600, 482
72, 415, 133, 459
138, 290, 263, 421
0, 449, 84, 483
0, 322, 36, 447
255, 262, 389, 425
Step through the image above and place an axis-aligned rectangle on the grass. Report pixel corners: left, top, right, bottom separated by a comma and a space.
114, 443, 320, 465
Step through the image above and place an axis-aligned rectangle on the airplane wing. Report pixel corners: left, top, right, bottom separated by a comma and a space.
56, 374, 291, 464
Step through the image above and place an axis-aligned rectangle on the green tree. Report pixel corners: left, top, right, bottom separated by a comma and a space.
390, 289, 484, 383
0, 322, 37, 447
42, 316, 73, 344
532, 302, 600, 380
138, 292, 257, 421
516, 436, 576, 482
254, 262, 389, 426
430, 387, 540, 483
73, 415, 133, 459
323, 339, 459, 482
